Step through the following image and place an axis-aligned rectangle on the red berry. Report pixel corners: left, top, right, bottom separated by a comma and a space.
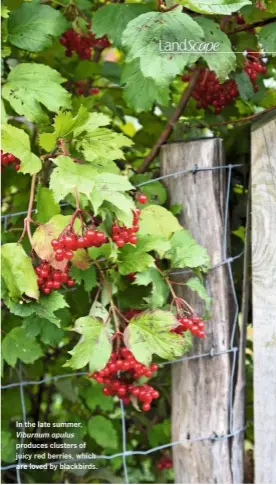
67, 279, 75, 287
142, 403, 151, 411
116, 239, 125, 248
128, 235, 138, 245
64, 250, 74, 260
137, 193, 148, 204
51, 239, 61, 250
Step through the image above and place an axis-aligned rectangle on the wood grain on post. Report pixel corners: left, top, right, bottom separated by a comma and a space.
160, 139, 243, 483
252, 112, 276, 484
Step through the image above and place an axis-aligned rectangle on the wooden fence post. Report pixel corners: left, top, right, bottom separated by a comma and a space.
160, 138, 244, 483
252, 112, 276, 484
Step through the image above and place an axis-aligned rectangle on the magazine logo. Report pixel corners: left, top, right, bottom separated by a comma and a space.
159, 39, 220, 53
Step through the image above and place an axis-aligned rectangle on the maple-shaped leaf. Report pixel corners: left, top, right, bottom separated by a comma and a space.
64, 316, 112, 372
39, 106, 107, 151
134, 268, 170, 309
165, 230, 210, 271
49, 156, 98, 201
2, 63, 71, 123
124, 310, 189, 365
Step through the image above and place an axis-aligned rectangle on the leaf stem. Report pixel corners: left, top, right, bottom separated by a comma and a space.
18, 174, 37, 246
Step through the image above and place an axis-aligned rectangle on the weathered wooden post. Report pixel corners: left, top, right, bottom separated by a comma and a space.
252, 112, 276, 484
161, 138, 244, 483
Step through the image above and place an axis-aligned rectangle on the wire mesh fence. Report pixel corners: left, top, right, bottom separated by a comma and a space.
1, 162, 246, 484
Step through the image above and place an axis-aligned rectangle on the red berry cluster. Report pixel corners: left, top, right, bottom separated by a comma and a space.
183, 52, 267, 113
35, 261, 75, 294
244, 50, 267, 89
111, 209, 140, 248
172, 315, 206, 338
157, 456, 173, 470
90, 347, 159, 411
51, 229, 107, 262
60, 29, 110, 60
183, 70, 239, 114
1, 151, 20, 171
73, 80, 100, 97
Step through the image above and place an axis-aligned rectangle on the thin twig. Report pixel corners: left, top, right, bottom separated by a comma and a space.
18, 174, 37, 246
195, 106, 276, 129
137, 67, 201, 173
228, 16, 276, 35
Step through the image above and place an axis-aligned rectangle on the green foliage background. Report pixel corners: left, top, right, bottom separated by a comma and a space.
1, 0, 275, 482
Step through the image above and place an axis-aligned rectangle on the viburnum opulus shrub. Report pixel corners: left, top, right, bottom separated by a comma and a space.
1, 0, 275, 480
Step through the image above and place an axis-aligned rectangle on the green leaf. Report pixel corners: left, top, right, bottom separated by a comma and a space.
195, 17, 236, 81
93, 4, 152, 47
1, 124, 41, 174
8, 3, 67, 52
186, 277, 212, 310
118, 245, 155, 275
32, 214, 80, 269
64, 316, 112, 371
70, 266, 97, 292
121, 59, 170, 112
39, 106, 91, 151
234, 71, 254, 100
165, 230, 210, 271
88, 242, 118, 263
259, 23, 276, 57
55, 379, 78, 402
122, 8, 203, 85
35, 186, 60, 223
134, 268, 170, 309
2, 63, 71, 123
124, 310, 186, 365
1, 243, 39, 301
136, 235, 171, 257
148, 419, 170, 447
177, 0, 251, 14
7, 292, 68, 326
1, 431, 16, 463
88, 416, 118, 449
2, 327, 43, 367
75, 127, 133, 163
82, 381, 114, 411
1, 5, 10, 18
50, 156, 97, 201
139, 205, 182, 238
23, 315, 64, 345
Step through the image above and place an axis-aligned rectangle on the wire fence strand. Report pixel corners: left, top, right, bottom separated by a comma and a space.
1, 163, 246, 484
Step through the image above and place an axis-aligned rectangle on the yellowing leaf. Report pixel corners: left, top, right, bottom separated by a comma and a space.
64, 316, 112, 371
1, 243, 39, 301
